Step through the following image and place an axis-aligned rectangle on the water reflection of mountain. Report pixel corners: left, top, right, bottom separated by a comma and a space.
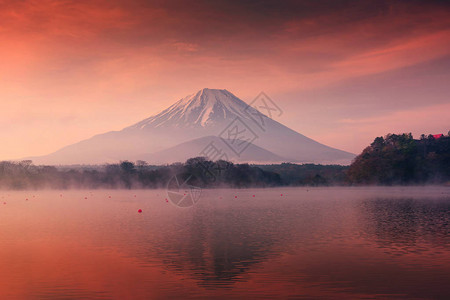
151, 205, 292, 287
357, 197, 450, 253
128, 203, 295, 287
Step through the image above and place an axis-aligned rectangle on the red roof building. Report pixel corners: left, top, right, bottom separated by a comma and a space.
432, 134, 443, 139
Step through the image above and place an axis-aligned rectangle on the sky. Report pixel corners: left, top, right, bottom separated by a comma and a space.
0, 0, 449, 159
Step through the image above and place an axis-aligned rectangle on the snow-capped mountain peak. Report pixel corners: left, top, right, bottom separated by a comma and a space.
129, 88, 251, 129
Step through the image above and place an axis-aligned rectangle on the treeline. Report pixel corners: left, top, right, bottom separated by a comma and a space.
0, 159, 349, 190
348, 133, 450, 184
0, 158, 282, 190
258, 163, 348, 186
0, 160, 169, 189
1, 132, 448, 189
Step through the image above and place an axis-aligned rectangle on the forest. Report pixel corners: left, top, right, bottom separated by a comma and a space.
0, 132, 448, 189
347, 133, 449, 184
0, 158, 282, 189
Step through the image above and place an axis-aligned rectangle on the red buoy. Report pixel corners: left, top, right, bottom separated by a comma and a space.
235, 196, 237, 198
138, 209, 142, 213
253, 195, 255, 197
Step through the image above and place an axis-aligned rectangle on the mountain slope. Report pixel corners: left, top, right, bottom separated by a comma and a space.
28, 88, 355, 165
139, 136, 287, 164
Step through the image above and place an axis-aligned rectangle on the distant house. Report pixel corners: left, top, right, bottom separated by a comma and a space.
432, 134, 443, 139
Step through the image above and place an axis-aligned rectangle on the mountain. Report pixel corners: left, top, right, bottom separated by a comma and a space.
27, 88, 355, 165
141, 136, 287, 165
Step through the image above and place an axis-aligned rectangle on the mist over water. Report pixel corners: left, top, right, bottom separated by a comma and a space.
0, 187, 449, 299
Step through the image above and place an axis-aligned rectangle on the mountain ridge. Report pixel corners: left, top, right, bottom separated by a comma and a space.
139, 135, 287, 165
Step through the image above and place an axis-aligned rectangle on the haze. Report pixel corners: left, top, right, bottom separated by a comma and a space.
0, 0, 449, 159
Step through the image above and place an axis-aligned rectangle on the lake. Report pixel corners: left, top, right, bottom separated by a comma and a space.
0, 187, 449, 299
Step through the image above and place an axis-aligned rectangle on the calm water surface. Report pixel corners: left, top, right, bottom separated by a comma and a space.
0, 187, 449, 299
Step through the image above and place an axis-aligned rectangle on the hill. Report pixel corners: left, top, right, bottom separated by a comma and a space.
348, 133, 450, 184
